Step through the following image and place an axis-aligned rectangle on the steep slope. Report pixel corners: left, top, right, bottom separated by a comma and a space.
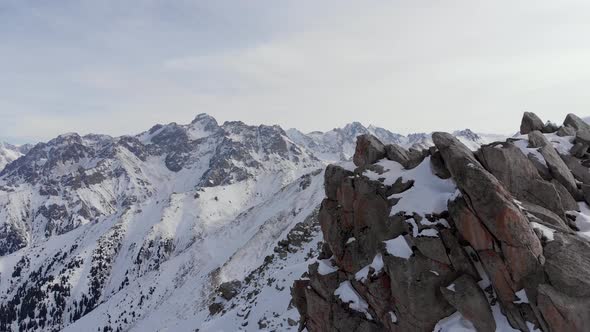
0, 142, 31, 172
293, 113, 590, 332
0, 114, 323, 331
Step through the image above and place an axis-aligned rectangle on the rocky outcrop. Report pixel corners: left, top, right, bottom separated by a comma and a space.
353, 134, 386, 167
520, 112, 545, 134
564, 113, 590, 131
293, 112, 590, 332
440, 274, 496, 332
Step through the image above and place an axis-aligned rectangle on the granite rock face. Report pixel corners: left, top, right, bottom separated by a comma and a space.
520, 111, 545, 134
293, 112, 590, 332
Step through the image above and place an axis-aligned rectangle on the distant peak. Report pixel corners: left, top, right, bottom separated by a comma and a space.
452, 128, 481, 140
57, 132, 80, 139
344, 121, 365, 129
191, 113, 217, 124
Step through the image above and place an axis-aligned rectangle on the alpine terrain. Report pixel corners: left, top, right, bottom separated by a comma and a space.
1, 112, 586, 332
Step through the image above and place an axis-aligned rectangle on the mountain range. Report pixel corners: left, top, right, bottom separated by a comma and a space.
0, 115, 502, 332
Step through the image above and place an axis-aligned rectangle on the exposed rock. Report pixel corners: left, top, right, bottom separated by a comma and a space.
557, 125, 576, 137
576, 129, 590, 145
218, 280, 242, 300
384, 144, 425, 169
543, 233, 590, 297
537, 283, 590, 332
528, 130, 550, 148
519, 201, 570, 233
520, 112, 545, 134
433, 132, 543, 280
383, 253, 456, 331
324, 165, 354, 200
570, 142, 589, 158
412, 236, 451, 265
439, 229, 480, 280
539, 144, 580, 199
476, 142, 570, 219
551, 179, 580, 212
542, 121, 559, 133
295, 117, 590, 332
448, 197, 494, 251
582, 184, 590, 206
562, 155, 590, 185
430, 150, 451, 179
353, 134, 386, 167
527, 153, 552, 180
433, 132, 544, 329
564, 113, 590, 131
440, 275, 496, 332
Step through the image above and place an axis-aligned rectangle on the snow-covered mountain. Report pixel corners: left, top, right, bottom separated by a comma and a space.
287, 125, 504, 162
0, 142, 31, 173
0, 115, 496, 332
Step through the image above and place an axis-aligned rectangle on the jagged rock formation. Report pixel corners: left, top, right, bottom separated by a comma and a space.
293, 112, 590, 332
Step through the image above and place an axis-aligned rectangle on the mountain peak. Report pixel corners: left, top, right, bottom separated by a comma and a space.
191, 113, 217, 124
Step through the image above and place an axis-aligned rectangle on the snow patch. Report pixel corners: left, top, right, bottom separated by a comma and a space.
355, 254, 384, 282
514, 289, 529, 304
384, 236, 413, 259
531, 222, 555, 241
334, 281, 373, 320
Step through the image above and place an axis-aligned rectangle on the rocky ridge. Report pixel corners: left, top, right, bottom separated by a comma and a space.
293, 112, 590, 332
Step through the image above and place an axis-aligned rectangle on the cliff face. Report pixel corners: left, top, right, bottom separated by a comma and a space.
292, 113, 590, 332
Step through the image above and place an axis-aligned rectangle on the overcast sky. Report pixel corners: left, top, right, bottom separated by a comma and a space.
2, 0, 590, 143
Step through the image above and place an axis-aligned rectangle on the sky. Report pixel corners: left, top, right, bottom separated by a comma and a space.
2, 0, 590, 143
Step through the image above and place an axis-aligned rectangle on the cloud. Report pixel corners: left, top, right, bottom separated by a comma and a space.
2, 0, 590, 142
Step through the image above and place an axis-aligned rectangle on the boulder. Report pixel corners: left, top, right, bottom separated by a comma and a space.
557, 125, 576, 137
520, 112, 545, 134
542, 121, 559, 133
564, 113, 590, 131
543, 233, 590, 297
527, 153, 552, 180
551, 180, 580, 212
353, 134, 386, 167
412, 236, 451, 265
539, 144, 580, 199
537, 283, 590, 332
576, 129, 590, 145
440, 275, 496, 332
218, 280, 242, 300
476, 142, 569, 219
528, 130, 550, 148
519, 201, 570, 233
562, 155, 590, 185
570, 142, 589, 158
385, 144, 425, 169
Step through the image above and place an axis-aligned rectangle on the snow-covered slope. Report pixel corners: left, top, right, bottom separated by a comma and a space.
0, 142, 31, 172
0, 114, 497, 332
